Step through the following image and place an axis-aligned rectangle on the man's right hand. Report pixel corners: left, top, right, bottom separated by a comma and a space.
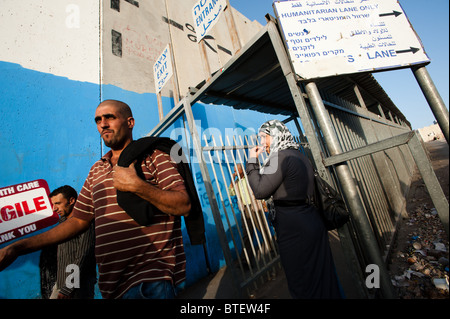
0, 216, 91, 272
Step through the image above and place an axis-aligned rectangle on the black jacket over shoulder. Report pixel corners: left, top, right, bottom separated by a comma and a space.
116, 137, 206, 246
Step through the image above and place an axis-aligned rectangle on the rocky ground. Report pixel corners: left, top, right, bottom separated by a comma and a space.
388, 139, 449, 299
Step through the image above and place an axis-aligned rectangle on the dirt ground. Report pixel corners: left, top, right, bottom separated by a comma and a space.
388, 139, 449, 299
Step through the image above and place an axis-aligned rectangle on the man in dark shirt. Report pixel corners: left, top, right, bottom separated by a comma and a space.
48, 185, 96, 299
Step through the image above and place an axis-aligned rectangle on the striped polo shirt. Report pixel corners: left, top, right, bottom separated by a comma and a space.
56, 216, 96, 297
72, 149, 187, 299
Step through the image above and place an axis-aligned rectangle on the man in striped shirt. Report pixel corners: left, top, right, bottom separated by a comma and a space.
48, 185, 96, 299
0, 100, 191, 299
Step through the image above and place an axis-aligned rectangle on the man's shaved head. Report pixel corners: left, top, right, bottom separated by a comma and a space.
98, 100, 133, 119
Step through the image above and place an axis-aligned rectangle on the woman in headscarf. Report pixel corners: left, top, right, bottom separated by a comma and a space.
246, 120, 342, 299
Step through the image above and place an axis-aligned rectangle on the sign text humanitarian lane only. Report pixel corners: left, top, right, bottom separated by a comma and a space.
274, 0, 430, 80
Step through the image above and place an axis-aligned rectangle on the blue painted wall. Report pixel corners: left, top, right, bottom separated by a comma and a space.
0, 60, 296, 298
0, 61, 100, 298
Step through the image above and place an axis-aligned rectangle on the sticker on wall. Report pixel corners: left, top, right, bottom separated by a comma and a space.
192, 0, 227, 42
0, 180, 58, 245
153, 44, 174, 93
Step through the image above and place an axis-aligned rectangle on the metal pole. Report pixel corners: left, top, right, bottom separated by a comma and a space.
157, 92, 164, 121
408, 131, 449, 237
163, 1, 181, 106
412, 65, 449, 144
224, 0, 242, 54
266, 21, 369, 298
304, 81, 398, 299
183, 98, 242, 297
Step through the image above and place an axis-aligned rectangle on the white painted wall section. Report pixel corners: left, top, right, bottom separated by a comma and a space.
0, 0, 100, 84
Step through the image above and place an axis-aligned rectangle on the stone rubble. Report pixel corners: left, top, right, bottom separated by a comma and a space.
389, 203, 449, 299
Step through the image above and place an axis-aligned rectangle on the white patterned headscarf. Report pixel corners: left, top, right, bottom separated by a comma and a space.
259, 120, 299, 155
258, 120, 299, 174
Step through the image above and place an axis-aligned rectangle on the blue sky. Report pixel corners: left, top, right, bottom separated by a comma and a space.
230, 0, 449, 130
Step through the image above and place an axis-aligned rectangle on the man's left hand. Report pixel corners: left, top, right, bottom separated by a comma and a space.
113, 162, 142, 193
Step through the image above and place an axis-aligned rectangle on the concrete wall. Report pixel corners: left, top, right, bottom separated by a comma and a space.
0, 0, 101, 298
0, 0, 288, 299
101, 0, 262, 98
418, 123, 445, 142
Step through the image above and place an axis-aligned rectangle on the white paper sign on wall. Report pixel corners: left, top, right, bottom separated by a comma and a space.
153, 45, 174, 93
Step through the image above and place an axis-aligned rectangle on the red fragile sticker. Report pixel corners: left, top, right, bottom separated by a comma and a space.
0, 180, 59, 245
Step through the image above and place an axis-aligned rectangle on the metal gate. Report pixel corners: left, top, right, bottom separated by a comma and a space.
201, 133, 281, 296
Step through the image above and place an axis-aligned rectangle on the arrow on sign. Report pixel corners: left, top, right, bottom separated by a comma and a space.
396, 47, 420, 54
379, 11, 402, 17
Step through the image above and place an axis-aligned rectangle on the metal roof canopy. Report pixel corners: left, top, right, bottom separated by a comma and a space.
149, 20, 409, 137
190, 21, 409, 126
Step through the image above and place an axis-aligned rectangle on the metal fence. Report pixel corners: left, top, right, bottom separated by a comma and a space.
302, 81, 448, 298
201, 134, 281, 296
319, 92, 415, 258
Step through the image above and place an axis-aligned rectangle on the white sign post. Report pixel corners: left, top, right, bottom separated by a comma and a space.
192, 0, 227, 42
153, 45, 174, 94
0, 180, 58, 245
274, 0, 430, 80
